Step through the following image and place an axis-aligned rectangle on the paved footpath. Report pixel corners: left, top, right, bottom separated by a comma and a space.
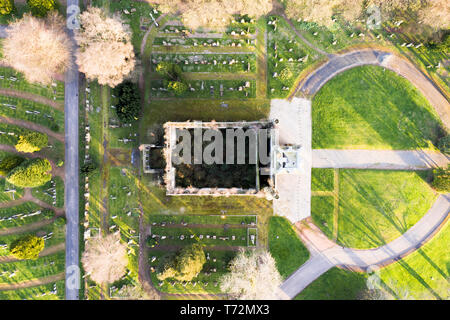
312, 149, 449, 170
279, 193, 450, 299
65, 0, 80, 300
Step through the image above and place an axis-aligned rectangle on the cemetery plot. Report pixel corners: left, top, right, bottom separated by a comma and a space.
107, 168, 140, 255
149, 250, 236, 294
267, 16, 323, 98
151, 53, 257, 73
0, 67, 64, 102
153, 37, 256, 50
31, 177, 64, 208
0, 178, 24, 203
148, 214, 257, 226
149, 226, 249, 247
0, 96, 64, 132
108, 94, 139, 149
0, 123, 40, 146
0, 202, 54, 229
0, 280, 65, 300
93, 0, 161, 50
291, 17, 369, 53
0, 223, 65, 257
0, 251, 65, 284
150, 79, 256, 99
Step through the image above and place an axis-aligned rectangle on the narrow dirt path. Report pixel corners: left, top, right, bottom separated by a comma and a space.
0, 116, 64, 142
0, 88, 63, 111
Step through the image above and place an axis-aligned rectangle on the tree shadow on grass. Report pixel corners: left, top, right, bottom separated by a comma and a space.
338, 171, 411, 248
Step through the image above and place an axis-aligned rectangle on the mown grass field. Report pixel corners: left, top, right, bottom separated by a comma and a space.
336, 170, 437, 249
312, 66, 444, 150
379, 220, 449, 300
295, 267, 368, 300
268, 217, 310, 279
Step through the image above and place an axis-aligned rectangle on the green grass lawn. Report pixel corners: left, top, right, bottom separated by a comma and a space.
0, 280, 65, 300
149, 250, 235, 294
311, 196, 335, 239
311, 168, 334, 192
31, 177, 64, 208
378, 220, 449, 300
0, 202, 53, 229
0, 251, 65, 284
0, 95, 64, 133
268, 217, 310, 279
295, 267, 368, 300
312, 66, 444, 150
0, 67, 64, 102
336, 170, 437, 249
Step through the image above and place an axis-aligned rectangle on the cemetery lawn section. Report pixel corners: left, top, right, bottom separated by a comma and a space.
312, 66, 444, 150
268, 217, 309, 279
336, 170, 437, 249
378, 220, 449, 300
295, 267, 368, 300
0, 64, 66, 298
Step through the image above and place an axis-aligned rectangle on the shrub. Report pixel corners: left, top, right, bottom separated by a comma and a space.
279, 67, 294, 84
81, 161, 98, 176
15, 132, 48, 153
0, 0, 13, 15
168, 81, 188, 96
9, 235, 44, 260
157, 244, 206, 282
27, 0, 56, 17
438, 134, 449, 155
114, 81, 141, 122
0, 155, 25, 176
6, 158, 52, 188
156, 62, 183, 81
431, 166, 449, 192
54, 216, 66, 227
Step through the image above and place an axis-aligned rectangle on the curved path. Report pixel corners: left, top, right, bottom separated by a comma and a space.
279, 193, 450, 299
0, 88, 63, 111
0, 116, 64, 142
294, 49, 450, 129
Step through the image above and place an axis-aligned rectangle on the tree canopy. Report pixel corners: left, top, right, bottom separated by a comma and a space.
157, 244, 206, 282
0, 155, 24, 176
6, 158, 52, 188
82, 233, 128, 284
220, 249, 282, 300
147, 0, 272, 30
15, 132, 48, 153
75, 7, 135, 88
27, 0, 57, 17
9, 235, 45, 260
114, 80, 141, 122
2, 12, 71, 85
0, 0, 13, 15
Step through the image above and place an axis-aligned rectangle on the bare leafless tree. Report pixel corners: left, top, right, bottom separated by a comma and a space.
82, 233, 128, 285
220, 249, 282, 300
75, 7, 135, 87
2, 12, 71, 85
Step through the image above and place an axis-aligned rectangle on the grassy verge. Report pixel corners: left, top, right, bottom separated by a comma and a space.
336, 170, 437, 249
268, 217, 309, 279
